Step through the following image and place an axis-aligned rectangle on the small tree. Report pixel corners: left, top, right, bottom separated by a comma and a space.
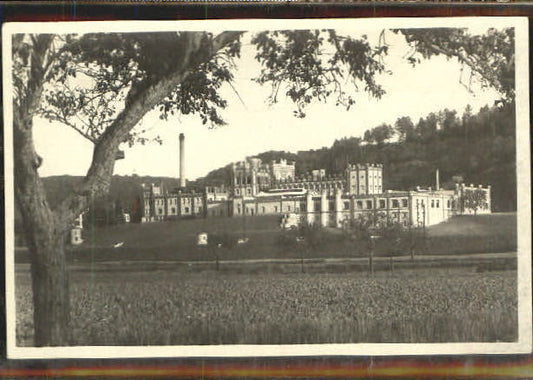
209, 232, 238, 271
462, 188, 488, 215
343, 213, 378, 275
295, 223, 325, 273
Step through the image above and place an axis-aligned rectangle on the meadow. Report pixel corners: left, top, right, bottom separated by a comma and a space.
16, 267, 517, 346
15, 213, 517, 264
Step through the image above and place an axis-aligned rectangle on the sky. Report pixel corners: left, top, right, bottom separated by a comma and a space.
32, 28, 501, 180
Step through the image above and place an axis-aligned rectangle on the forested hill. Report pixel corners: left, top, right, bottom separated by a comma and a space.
198, 103, 516, 212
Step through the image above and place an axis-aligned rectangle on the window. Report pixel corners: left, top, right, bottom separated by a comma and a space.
314, 200, 321, 212
185, 207, 190, 213
158, 208, 163, 214
344, 201, 350, 210
171, 207, 176, 214
357, 201, 363, 209
447, 200, 451, 208
366, 200, 372, 209
262, 206, 266, 213
379, 200, 386, 208
402, 199, 408, 208
300, 202, 307, 212
431, 200, 435, 208
274, 206, 278, 212
329, 201, 335, 210
436, 200, 440, 208
392, 199, 399, 208
198, 206, 202, 213
247, 188, 252, 195
287, 205, 291, 212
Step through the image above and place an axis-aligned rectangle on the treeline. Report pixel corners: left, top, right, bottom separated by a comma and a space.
201, 102, 516, 211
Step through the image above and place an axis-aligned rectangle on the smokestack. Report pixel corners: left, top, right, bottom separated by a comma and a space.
179, 133, 185, 188
436, 168, 440, 191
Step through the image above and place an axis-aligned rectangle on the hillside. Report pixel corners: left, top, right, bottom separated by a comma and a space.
199, 103, 516, 212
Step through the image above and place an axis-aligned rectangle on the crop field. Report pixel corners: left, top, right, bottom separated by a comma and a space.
16, 267, 517, 346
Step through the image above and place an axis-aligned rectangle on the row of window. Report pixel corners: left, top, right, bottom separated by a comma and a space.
153, 197, 201, 206
155, 206, 203, 215
234, 188, 253, 196
235, 198, 411, 214
351, 173, 382, 179
416, 199, 453, 209
236, 204, 300, 215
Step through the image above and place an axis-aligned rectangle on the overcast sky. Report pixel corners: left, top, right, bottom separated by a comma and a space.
33, 27, 501, 180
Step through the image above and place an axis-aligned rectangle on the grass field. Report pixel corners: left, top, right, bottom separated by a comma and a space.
15, 213, 517, 263
16, 267, 517, 346
425, 213, 516, 255
427, 212, 516, 237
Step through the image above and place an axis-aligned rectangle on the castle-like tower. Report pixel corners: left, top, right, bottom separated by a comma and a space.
345, 163, 383, 196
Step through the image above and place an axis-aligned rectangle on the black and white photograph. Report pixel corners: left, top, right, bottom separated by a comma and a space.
3, 17, 531, 358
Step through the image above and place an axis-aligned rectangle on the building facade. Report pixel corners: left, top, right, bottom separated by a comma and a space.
141, 183, 205, 222
140, 156, 491, 227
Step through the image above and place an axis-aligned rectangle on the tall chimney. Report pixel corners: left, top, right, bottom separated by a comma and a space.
179, 133, 185, 188
436, 168, 440, 191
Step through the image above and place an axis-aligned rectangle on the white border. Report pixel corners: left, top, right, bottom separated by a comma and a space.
3, 16, 531, 359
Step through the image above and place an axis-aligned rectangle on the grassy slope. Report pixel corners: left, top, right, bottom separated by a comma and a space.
427, 212, 516, 238
15, 213, 518, 263
425, 213, 517, 255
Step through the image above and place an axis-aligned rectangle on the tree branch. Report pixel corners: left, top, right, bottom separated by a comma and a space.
56, 31, 243, 229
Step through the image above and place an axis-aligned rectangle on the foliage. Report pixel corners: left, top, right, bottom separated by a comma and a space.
394, 116, 416, 143
343, 213, 416, 257
363, 123, 395, 145
463, 188, 488, 215
252, 30, 387, 117
32, 32, 242, 146
396, 28, 515, 104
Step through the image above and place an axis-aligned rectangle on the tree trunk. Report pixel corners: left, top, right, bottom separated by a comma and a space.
14, 121, 71, 346
30, 231, 70, 346
11, 31, 244, 346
